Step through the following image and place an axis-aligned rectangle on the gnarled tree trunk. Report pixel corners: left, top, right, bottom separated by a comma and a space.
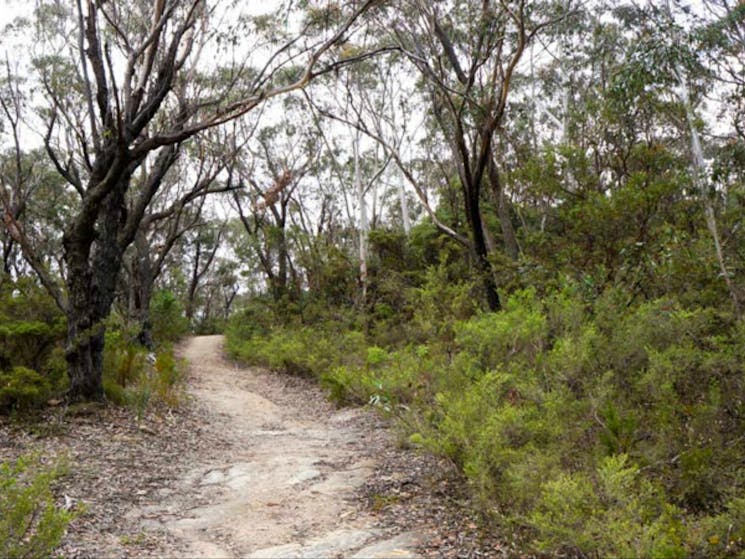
63, 171, 131, 401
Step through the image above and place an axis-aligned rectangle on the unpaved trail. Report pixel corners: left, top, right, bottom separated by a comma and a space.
136, 335, 425, 558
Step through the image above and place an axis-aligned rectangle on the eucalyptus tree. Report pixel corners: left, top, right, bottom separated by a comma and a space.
368, 0, 572, 310
0, 56, 73, 283
613, 1, 744, 314
1, 0, 380, 401
308, 48, 433, 303
182, 218, 225, 324
0, 149, 71, 281
122, 127, 239, 348
0, 61, 29, 279
230, 100, 323, 304
198, 256, 240, 328
697, 0, 745, 312
699, 0, 745, 142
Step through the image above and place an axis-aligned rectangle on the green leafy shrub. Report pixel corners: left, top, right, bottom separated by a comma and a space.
694, 497, 745, 555
417, 290, 745, 556
151, 347, 187, 407
103, 331, 146, 389
0, 367, 53, 413
227, 281, 745, 557
530, 454, 687, 558
0, 453, 77, 558
227, 321, 366, 380
150, 290, 189, 343
452, 288, 548, 376
102, 333, 186, 412
0, 279, 65, 374
0, 279, 68, 414
408, 264, 479, 345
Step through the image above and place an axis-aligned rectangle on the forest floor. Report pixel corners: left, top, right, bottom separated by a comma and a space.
0, 335, 510, 558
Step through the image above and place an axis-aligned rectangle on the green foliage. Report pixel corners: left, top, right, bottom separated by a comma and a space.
103, 331, 146, 389
150, 290, 190, 343
417, 289, 745, 557
102, 332, 186, 412
0, 278, 67, 414
226, 318, 366, 381
151, 347, 187, 408
224, 297, 278, 341
228, 283, 745, 557
0, 453, 77, 558
453, 288, 547, 375
0, 367, 52, 413
0, 280, 65, 371
407, 264, 479, 345
530, 455, 687, 558
296, 244, 358, 308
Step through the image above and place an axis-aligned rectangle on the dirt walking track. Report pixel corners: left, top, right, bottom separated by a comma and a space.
134, 335, 426, 558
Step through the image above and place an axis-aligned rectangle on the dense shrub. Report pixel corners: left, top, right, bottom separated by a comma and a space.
0, 367, 53, 413
227, 284, 745, 557
226, 319, 366, 380
0, 280, 68, 414
150, 290, 190, 343
0, 280, 65, 372
102, 331, 186, 413
0, 454, 77, 558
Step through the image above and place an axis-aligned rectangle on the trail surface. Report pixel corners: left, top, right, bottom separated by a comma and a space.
136, 335, 424, 558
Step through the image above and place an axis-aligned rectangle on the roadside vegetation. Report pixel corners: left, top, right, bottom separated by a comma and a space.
0, 279, 189, 417
227, 219, 745, 557
0, 454, 78, 559
0, 281, 189, 556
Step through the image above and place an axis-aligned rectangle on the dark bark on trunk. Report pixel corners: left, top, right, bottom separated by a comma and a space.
267, 201, 290, 303
62, 245, 101, 402
2, 240, 14, 275
463, 184, 501, 312
65, 324, 105, 402
273, 219, 290, 302
224, 289, 237, 320
277, 229, 288, 299
133, 231, 155, 349
488, 159, 519, 261
63, 171, 131, 402
185, 240, 201, 322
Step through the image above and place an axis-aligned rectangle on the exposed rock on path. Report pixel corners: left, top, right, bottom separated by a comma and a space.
138, 334, 426, 557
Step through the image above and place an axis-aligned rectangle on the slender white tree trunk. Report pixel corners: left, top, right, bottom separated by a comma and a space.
354, 130, 368, 304
677, 70, 741, 316
398, 170, 411, 235
561, 39, 578, 193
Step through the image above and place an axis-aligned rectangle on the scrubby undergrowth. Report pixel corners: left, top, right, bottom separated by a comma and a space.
0, 453, 79, 559
0, 282, 190, 557
226, 280, 745, 558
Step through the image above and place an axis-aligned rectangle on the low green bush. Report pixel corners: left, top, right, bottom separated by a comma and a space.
0, 279, 68, 414
0, 453, 77, 558
226, 317, 367, 379
529, 454, 687, 558
102, 334, 186, 413
0, 279, 66, 374
0, 367, 53, 413
227, 284, 745, 557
